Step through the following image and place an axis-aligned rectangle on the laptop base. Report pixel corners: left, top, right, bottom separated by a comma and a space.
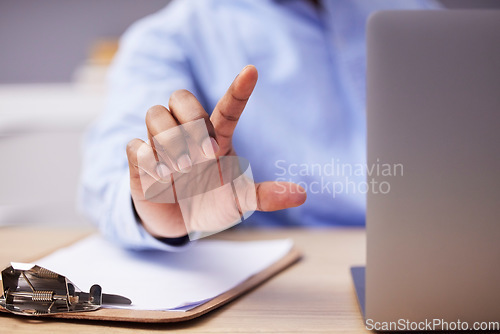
350, 266, 366, 319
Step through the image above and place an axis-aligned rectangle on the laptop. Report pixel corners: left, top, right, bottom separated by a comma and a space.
352, 10, 500, 331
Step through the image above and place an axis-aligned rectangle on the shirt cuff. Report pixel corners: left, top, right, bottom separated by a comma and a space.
109, 172, 194, 251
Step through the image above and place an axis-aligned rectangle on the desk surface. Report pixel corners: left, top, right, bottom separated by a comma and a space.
0, 226, 367, 333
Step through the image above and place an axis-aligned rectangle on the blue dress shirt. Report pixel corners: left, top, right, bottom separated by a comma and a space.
79, 0, 439, 249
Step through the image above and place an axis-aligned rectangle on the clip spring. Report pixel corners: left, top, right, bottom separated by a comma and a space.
29, 291, 53, 302
0, 263, 102, 316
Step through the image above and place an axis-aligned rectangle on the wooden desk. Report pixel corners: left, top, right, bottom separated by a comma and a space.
0, 226, 367, 333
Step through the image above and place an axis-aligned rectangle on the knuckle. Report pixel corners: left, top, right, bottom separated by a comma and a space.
126, 139, 141, 156
126, 139, 136, 158
145, 105, 168, 123
218, 108, 240, 122
169, 89, 194, 105
230, 91, 249, 103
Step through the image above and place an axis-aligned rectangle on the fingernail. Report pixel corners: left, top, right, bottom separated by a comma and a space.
156, 162, 171, 180
177, 154, 192, 172
202, 137, 219, 158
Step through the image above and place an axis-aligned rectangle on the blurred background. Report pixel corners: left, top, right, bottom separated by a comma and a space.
1, 0, 499, 227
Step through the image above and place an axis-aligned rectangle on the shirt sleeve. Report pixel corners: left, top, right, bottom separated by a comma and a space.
78, 1, 201, 250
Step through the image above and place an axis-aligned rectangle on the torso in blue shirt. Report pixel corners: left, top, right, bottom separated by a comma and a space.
82, 0, 438, 238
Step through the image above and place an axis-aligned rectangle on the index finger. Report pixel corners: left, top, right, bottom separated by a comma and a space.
210, 65, 258, 155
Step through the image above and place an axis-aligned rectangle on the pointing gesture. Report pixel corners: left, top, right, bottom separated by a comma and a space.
126, 65, 306, 239
211, 65, 257, 156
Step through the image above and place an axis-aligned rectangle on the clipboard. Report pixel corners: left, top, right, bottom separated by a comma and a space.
0, 236, 301, 323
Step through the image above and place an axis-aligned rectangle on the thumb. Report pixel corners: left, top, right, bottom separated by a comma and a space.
255, 181, 307, 212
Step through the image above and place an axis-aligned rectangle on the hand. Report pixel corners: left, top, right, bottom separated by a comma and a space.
126, 65, 306, 239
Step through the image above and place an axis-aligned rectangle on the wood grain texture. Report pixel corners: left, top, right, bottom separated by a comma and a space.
0, 226, 368, 333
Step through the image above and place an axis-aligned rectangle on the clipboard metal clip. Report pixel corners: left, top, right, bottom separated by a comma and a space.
0, 262, 131, 316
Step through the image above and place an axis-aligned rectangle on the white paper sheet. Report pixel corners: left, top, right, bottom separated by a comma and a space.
36, 235, 293, 311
